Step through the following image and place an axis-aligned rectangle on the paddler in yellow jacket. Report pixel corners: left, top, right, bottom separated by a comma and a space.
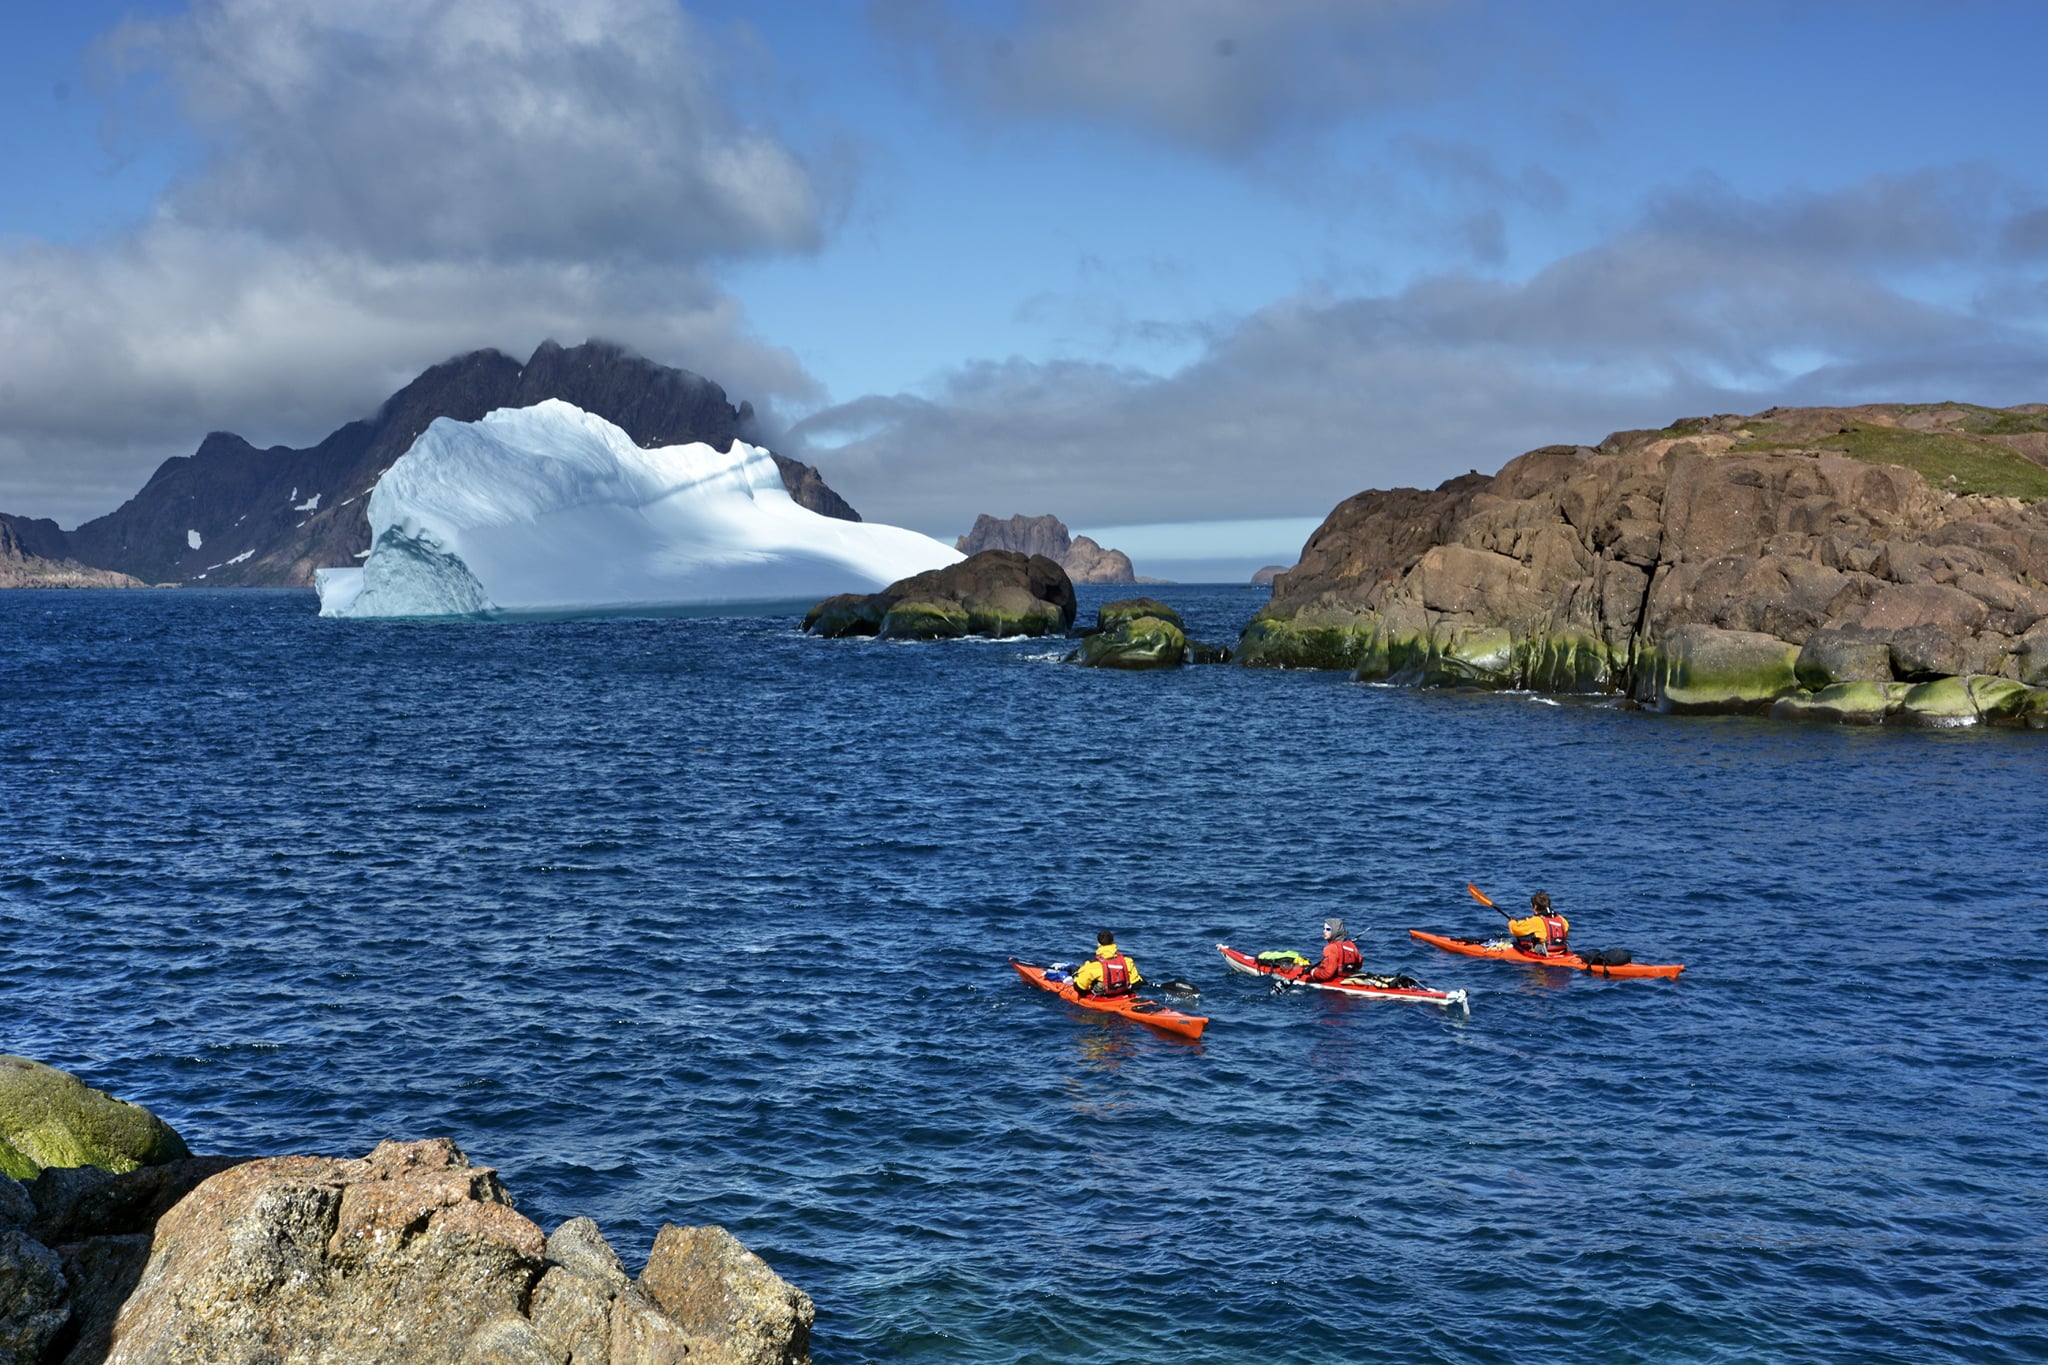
1069, 930, 1142, 997
1507, 891, 1570, 957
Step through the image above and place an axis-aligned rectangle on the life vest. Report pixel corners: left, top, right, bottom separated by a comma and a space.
1096, 952, 1134, 996
1330, 940, 1362, 975
1543, 915, 1570, 952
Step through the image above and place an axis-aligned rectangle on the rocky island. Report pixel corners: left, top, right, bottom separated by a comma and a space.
954, 514, 1136, 584
1239, 403, 2048, 726
803, 549, 1077, 639
1, 1056, 813, 1365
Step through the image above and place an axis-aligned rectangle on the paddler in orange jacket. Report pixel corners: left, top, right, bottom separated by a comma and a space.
1507, 891, 1570, 956
1070, 931, 1141, 997
1302, 917, 1364, 982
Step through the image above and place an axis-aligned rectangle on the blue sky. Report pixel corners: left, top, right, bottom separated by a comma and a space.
3, 1, 2046, 578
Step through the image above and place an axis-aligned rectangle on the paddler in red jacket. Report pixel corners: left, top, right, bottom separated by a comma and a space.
1301, 917, 1365, 982
1070, 931, 1142, 997
1507, 891, 1570, 956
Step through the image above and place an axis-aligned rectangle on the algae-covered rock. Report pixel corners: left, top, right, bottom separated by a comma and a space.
1523, 629, 1619, 693
1097, 597, 1183, 632
0, 1057, 190, 1180
1636, 625, 1800, 714
1770, 682, 1909, 725
1895, 674, 2040, 727
801, 593, 887, 638
801, 550, 1075, 642
1076, 615, 1187, 670
1234, 612, 1377, 669
877, 598, 969, 640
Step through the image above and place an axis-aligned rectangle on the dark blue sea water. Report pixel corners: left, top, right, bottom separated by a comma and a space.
4, 585, 2046, 1363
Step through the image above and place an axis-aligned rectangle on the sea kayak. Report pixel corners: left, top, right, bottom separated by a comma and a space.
1009, 959, 1208, 1041
1217, 944, 1469, 1009
1407, 930, 1685, 980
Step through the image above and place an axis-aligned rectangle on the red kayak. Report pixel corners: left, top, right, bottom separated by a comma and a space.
1407, 929, 1685, 980
1009, 959, 1208, 1041
1216, 945, 1469, 1009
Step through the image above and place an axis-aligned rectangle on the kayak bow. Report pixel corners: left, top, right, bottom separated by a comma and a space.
1407, 929, 1684, 979
1217, 944, 1469, 1009
1010, 959, 1208, 1041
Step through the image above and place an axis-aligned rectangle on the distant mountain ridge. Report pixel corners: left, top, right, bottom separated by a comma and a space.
0, 340, 859, 588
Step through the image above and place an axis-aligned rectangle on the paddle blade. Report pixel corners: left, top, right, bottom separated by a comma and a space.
1466, 883, 1496, 908
1156, 980, 1200, 1001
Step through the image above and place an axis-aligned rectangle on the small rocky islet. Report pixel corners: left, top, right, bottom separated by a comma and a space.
0, 1055, 813, 1365
801, 551, 1233, 669
812, 403, 2048, 726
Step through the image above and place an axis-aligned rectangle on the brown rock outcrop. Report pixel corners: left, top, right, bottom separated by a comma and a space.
804, 549, 1077, 639
955, 513, 1136, 584
0, 519, 145, 589
1239, 403, 2048, 725
1, 1138, 813, 1365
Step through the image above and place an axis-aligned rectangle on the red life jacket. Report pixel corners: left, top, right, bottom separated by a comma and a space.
1543, 915, 1569, 951
1097, 953, 1134, 996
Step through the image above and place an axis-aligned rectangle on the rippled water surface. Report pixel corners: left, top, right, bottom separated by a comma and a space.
4, 586, 2045, 1363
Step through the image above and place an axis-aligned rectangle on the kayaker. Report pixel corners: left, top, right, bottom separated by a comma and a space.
1070, 931, 1141, 997
1508, 892, 1570, 956
1301, 917, 1364, 982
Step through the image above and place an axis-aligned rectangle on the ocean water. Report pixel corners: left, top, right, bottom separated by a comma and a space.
3, 584, 2045, 1364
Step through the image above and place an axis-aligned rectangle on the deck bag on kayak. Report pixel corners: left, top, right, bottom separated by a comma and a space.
1255, 951, 1312, 969
1580, 948, 1632, 967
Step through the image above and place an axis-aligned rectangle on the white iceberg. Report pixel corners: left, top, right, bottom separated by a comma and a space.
315, 399, 960, 619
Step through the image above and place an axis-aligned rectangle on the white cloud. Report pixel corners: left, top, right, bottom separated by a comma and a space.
103, 0, 822, 262
791, 171, 2048, 538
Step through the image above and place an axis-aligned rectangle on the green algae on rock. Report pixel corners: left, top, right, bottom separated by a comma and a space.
1075, 615, 1187, 670
1096, 597, 1184, 633
803, 550, 1075, 641
0, 1056, 190, 1180
1635, 626, 1802, 715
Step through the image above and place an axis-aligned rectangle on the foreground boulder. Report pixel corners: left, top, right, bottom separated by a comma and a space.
0, 1133, 813, 1365
1242, 403, 2048, 725
0, 1057, 191, 1181
803, 550, 1077, 639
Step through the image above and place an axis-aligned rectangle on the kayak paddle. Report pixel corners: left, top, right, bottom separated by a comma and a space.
1466, 882, 1511, 920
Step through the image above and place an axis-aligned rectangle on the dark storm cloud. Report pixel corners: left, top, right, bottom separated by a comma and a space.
869, 0, 1492, 159
792, 169, 2048, 537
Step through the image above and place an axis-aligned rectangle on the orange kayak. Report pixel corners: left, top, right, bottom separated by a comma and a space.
1009, 959, 1208, 1040
1407, 930, 1685, 980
